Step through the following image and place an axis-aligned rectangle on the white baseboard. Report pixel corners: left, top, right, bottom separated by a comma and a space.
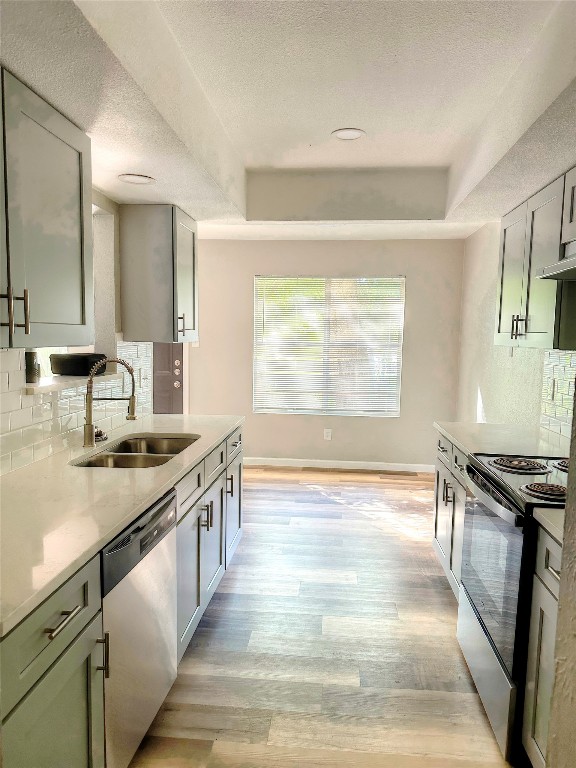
243, 457, 434, 473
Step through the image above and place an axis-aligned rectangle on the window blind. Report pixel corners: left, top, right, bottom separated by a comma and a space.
253, 276, 405, 417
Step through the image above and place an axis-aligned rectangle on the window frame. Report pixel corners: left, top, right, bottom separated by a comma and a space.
252, 275, 406, 418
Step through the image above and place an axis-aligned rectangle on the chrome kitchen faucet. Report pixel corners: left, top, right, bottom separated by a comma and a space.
83, 357, 137, 447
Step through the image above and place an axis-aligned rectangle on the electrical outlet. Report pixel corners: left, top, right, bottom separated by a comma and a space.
324, 428, 332, 441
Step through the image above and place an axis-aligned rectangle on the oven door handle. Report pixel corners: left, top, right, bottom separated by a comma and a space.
465, 470, 524, 528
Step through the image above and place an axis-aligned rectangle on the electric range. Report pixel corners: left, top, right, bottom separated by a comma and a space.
456, 452, 568, 765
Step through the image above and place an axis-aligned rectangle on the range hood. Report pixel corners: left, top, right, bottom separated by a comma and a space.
539, 254, 576, 280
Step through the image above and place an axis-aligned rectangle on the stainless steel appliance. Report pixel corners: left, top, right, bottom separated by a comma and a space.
457, 453, 567, 764
102, 491, 177, 768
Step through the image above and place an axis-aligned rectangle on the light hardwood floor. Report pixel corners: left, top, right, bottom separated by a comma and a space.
130, 467, 509, 768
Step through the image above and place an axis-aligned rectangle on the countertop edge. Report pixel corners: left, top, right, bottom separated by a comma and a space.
0, 415, 244, 638
533, 509, 565, 546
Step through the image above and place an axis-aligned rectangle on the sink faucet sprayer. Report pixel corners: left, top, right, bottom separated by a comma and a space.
84, 357, 137, 448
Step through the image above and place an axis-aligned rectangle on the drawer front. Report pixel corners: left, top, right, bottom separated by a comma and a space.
535, 528, 562, 599
205, 441, 226, 487
1, 555, 101, 718
226, 427, 243, 464
451, 446, 468, 484
437, 434, 452, 468
176, 460, 205, 520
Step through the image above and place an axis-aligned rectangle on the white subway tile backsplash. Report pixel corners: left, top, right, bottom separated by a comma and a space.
8, 369, 25, 391
541, 350, 576, 438
0, 341, 153, 475
10, 407, 33, 430
1, 390, 21, 413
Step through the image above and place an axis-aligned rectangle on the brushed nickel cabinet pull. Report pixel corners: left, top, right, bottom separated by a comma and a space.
510, 315, 517, 339
97, 632, 110, 678
0, 286, 15, 337
178, 313, 186, 334
442, 477, 447, 503
44, 604, 83, 640
227, 474, 234, 496
22, 288, 31, 334
547, 564, 561, 582
232, 440, 242, 449
209, 500, 214, 529
445, 483, 454, 505
200, 504, 210, 530
516, 316, 526, 337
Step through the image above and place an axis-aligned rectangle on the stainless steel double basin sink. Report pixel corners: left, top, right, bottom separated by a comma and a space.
75, 434, 200, 468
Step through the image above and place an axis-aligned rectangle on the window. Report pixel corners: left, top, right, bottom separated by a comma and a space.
253, 276, 405, 417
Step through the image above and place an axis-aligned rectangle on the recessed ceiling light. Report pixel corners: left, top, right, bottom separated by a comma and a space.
118, 173, 156, 185
331, 128, 366, 141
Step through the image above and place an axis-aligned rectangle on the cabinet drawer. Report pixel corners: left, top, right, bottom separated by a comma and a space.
205, 441, 226, 487
0, 555, 101, 718
535, 528, 562, 599
226, 427, 243, 464
451, 446, 468, 484
176, 460, 205, 520
437, 434, 452, 468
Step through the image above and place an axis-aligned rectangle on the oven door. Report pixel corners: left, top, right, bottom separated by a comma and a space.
460, 466, 525, 677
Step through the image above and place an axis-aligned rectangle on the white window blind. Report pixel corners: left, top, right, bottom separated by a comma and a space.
253, 276, 405, 417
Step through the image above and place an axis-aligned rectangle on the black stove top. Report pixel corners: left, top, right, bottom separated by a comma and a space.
472, 453, 568, 512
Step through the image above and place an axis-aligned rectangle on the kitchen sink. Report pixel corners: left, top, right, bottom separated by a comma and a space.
76, 453, 173, 469
107, 435, 200, 455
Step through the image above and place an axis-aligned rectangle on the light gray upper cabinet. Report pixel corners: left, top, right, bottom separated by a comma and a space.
495, 173, 576, 350
495, 202, 527, 346
120, 205, 198, 344
1, 69, 94, 348
562, 166, 576, 256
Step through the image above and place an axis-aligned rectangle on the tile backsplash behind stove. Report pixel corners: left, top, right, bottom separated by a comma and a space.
0, 342, 152, 475
541, 351, 576, 438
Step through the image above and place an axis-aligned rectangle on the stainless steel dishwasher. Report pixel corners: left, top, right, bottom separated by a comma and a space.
102, 490, 177, 768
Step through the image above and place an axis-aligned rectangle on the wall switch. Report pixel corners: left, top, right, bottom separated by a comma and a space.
324, 428, 332, 441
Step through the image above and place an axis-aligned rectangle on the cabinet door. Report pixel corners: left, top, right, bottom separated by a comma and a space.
450, 478, 466, 585
434, 462, 453, 561
523, 577, 559, 768
495, 202, 527, 346
173, 208, 198, 344
2, 70, 93, 348
177, 499, 202, 662
1, 613, 105, 768
0, 89, 8, 348
517, 178, 563, 349
200, 473, 225, 607
562, 166, 576, 246
225, 456, 243, 566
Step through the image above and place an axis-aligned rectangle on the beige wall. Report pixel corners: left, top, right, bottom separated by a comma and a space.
189, 239, 464, 467
457, 223, 544, 426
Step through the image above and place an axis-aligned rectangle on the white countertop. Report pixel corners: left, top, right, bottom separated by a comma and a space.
434, 421, 570, 460
0, 414, 243, 637
434, 421, 568, 545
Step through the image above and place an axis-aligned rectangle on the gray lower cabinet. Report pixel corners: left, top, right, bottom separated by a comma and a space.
1, 612, 105, 768
120, 205, 198, 344
523, 575, 559, 768
225, 453, 243, 566
433, 435, 467, 599
200, 472, 226, 607
177, 496, 203, 663
1, 69, 93, 348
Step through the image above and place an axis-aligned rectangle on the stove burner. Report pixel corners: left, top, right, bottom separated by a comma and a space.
553, 459, 570, 473
520, 482, 567, 501
489, 456, 550, 475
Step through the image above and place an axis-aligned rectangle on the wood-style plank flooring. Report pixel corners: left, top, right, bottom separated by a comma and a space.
130, 467, 509, 768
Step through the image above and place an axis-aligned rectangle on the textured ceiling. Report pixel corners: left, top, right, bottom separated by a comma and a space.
157, 0, 555, 169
